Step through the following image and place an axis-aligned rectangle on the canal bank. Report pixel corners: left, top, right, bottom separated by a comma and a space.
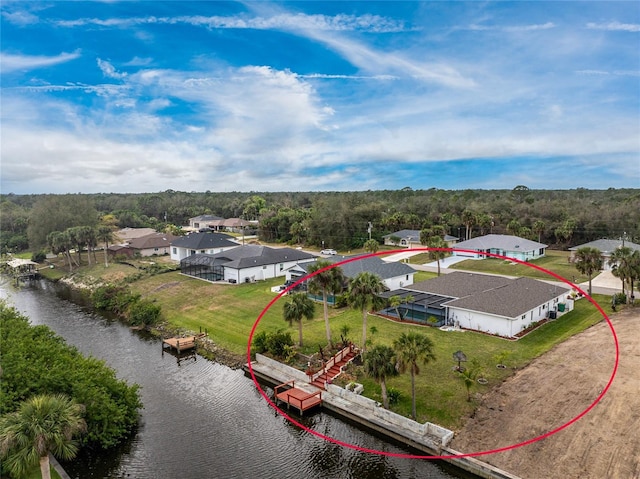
246, 354, 521, 479
2, 278, 469, 479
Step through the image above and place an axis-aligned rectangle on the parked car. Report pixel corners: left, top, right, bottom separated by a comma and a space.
320, 249, 337, 255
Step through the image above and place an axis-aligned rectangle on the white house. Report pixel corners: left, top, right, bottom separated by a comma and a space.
286, 254, 416, 291
383, 229, 458, 248
569, 239, 640, 271
170, 232, 240, 261
452, 234, 547, 261
180, 245, 317, 284
384, 271, 571, 338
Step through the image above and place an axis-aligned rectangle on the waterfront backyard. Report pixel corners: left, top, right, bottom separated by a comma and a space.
124, 263, 611, 430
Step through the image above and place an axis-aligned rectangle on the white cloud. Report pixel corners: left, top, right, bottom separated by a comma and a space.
0, 50, 81, 73
53, 12, 410, 33
586, 21, 640, 32
468, 22, 556, 32
97, 58, 128, 79
2, 9, 39, 26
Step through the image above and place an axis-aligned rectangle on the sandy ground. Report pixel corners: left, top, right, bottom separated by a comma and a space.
450, 307, 640, 479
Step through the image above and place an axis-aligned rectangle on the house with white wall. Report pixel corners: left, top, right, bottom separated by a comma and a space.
170, 232, 240, 261
452, 234, 546, 261
383, 229, 458, 248
286, 254, 416, 291
569, 239, 640, 271
180, 245, 317, 284
383, 271, 571, 338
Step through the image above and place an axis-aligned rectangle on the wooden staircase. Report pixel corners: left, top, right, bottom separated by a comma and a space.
310, 345, 358, 390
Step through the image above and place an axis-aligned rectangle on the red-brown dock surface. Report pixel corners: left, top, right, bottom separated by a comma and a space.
274, 380, 322, 415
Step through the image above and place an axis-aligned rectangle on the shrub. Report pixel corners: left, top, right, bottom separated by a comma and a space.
31, 251, 46, 263
251, 329, 295, 359
0, 303, 141, 449
92, 284, 140, 317
127, 299, 162, 327
387, 387, 401, 405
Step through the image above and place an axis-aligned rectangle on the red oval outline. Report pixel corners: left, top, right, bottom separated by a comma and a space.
246, 248, 619, 459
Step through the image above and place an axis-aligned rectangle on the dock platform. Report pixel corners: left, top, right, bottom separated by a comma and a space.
274, 380, 322, 415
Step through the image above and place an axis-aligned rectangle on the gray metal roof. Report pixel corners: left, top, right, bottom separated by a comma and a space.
171, 232, 238, 249
454, 234, 546, 252
568, 239, 640, 254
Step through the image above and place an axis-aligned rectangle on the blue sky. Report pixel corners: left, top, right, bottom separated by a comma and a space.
1, 1, 639, 194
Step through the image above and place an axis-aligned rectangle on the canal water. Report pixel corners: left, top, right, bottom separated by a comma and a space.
0, 279, 469, 479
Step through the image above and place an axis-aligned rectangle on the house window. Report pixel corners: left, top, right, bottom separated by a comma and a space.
406, 274, 409, 280
172, 248, 177, 254
263, 266, 267, 269
190, 250, 196, 255
200, 250, 205, 254
154, 248, 159, 252
521, 314, 526, 320
279, 263, 284, 271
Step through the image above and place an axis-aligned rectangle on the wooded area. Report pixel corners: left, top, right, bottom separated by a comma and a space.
1, 187, 638, 254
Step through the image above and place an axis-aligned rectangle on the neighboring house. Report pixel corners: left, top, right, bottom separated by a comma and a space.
569, 239, 640, 271
285, 254, 416, 291
452, 234, 547, 261
180, 245, 316, 283
381, 271, 571, 338
108, 231, 177, 258
188, 215, 224, 230
382, 229, 458, 248
170, 232, 240, 261
128, 232, 178, 257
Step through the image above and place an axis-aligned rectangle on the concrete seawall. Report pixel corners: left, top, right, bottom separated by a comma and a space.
245, 354, 521, 479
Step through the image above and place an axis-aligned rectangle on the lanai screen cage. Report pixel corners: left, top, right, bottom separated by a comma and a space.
378, 290, 450, 325
180, 254, 224, 282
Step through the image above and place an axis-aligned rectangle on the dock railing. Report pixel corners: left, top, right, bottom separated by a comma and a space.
310, 343, 356, 383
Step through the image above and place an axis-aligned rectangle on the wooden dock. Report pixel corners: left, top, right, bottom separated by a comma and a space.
274, 380, 322, 415
162, 332, 207, 353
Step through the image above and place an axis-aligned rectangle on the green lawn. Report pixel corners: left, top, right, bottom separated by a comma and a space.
132, 269, 614, 430
450, 250, 589, 284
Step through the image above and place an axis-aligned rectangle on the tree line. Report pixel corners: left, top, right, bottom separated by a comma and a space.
1, 187, 639, 255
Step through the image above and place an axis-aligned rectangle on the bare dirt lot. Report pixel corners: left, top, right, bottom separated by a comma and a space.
451, 307, 640, 479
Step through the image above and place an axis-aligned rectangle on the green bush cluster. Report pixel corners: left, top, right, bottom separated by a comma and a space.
0, 303, 142, 449
92, 284, 161, 327
252, 329, 294, 359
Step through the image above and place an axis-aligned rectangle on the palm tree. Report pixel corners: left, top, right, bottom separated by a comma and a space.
506, 219, 522, 237
461, 210, 476, 241
97, 225, 115, 267
363, 239, 379, 253
630, 250, 640, 302
610, 246, 633, 300
363, 345, 398, 409
393, 332, 436, 420
533, 220, 546, 243
574, 247, 603, 295
347, 272, 386, 352
283, 293, 315, 347
307, 260, 345, 346
426, 236, 448, 276
0, 393, 86, 479
459, 367, 478, 401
